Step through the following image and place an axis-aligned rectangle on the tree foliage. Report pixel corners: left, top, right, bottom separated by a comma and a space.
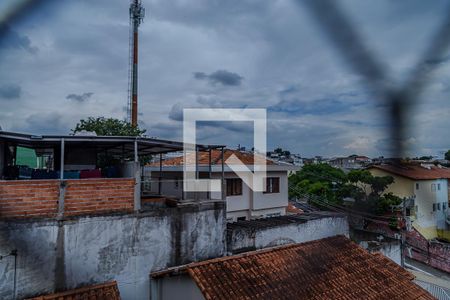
289, 164, 397, 214
72, 117, 146, 136
445, 150, 450, 161
289, 164, 347, 204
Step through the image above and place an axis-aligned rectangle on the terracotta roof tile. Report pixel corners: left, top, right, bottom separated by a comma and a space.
149, 149, 273, 166
162, 236, 433, 300
370, 164, 450, 180
25, 281, 120, 300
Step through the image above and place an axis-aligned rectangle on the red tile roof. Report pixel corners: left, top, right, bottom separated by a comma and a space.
370, 164, 450, 180
286, 202, 303, 214
25, 281, 120, 300
149, 149, 274, 166
152, 236, 433, 300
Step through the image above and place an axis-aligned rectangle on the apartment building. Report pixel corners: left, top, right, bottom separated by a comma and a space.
367, 163, 450, 240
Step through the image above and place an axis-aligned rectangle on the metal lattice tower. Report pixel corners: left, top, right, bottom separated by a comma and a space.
127, 0, 145, 126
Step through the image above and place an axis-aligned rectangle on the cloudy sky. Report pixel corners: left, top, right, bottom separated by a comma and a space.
0, 0, 449, 158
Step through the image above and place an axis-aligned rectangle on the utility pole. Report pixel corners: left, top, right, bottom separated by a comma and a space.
128, 0, 145, 127
400, 197, 407, 268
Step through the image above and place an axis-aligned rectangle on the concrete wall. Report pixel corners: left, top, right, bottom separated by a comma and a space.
227, 216, 349, 254
154, 274, 204, 300
351, 229, 401, 265
0, 202, 226, 300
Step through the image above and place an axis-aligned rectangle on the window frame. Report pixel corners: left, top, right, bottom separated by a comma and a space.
226, 178, 243, 196
264, 177, 280, 194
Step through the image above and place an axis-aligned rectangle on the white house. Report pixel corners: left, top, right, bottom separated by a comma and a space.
144, 149, 299, 222
367, 163, 450, 240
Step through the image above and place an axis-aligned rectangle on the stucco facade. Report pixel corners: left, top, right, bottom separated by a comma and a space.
368, 167, 450, 240
144, 167, 294, 222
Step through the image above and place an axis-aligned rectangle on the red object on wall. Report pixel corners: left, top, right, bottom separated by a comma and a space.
79, 169, 102, 179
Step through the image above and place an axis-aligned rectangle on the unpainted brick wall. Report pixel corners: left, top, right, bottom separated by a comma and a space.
0, 180, 59, 218
64, 178, 135, 216
0, 178, 135, 218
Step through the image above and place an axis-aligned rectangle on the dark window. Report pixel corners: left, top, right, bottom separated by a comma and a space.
264, 177, 280, 194
433, 203, 436, 212
237, 216, 246, 221
416, 183, 419, 190
226, 178, 242, 196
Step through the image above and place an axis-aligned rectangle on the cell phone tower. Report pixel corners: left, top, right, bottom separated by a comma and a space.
127, 0, 145, 127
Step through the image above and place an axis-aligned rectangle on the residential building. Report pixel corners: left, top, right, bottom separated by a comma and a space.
367, 163, 450, 240
145, 149, 299, 222
150, 235, 433, 300
328, 154, 371, 170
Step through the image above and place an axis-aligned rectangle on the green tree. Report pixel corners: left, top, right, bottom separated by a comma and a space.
445, 150, 450, 161
289, 164, 347, 204
377, 192, 403, 215
347, 169, 394, 198
72, 117, 146, 136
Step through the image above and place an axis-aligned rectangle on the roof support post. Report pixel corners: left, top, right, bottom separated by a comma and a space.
158, 153, 162, 195
57, 138, 66, 220
60, 138, 65, 180
133, 139, 141, 211
221, 147, 225, 201
195, 146, 199, 201
208, 148, 212, 200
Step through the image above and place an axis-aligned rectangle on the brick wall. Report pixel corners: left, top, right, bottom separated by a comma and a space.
0, 180, 59, 218
405, 229, 450, 273
64, 178, 135, 216
0, 178, 135, 219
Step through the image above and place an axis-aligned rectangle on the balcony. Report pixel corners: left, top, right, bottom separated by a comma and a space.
0, 130, 225, 219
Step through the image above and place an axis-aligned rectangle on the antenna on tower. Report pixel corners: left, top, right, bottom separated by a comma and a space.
127, 0, 145, 127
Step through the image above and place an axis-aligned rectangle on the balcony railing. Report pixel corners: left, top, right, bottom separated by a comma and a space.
141, 177, 225, 202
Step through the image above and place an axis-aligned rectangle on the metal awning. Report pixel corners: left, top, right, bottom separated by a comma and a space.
0, 130, 224, 156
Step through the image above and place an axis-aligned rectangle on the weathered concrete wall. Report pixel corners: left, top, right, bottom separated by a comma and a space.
227, 215, 349, 254
351, 229, 401, 265
156, 274, 204, 300
0, 201, 225, 300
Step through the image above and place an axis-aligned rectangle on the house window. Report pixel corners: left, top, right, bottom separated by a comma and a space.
264, 177, 280, 194
226, 178, 242, 196
237, 216, 246, 221
431, 184, 436, 192
432, 203, 436, 212
443, 203, 447, 210
437, 203, 441, 211
437, 183, 441, 191
416, 183, 419, 190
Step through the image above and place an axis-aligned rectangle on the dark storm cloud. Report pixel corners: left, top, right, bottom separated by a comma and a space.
66, 92, 94, 102
0, 24, 38, 54
0, 84, 21, 100
269, 86, 364, 116
193, 70, 243, 86
23, 112, 69, 134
